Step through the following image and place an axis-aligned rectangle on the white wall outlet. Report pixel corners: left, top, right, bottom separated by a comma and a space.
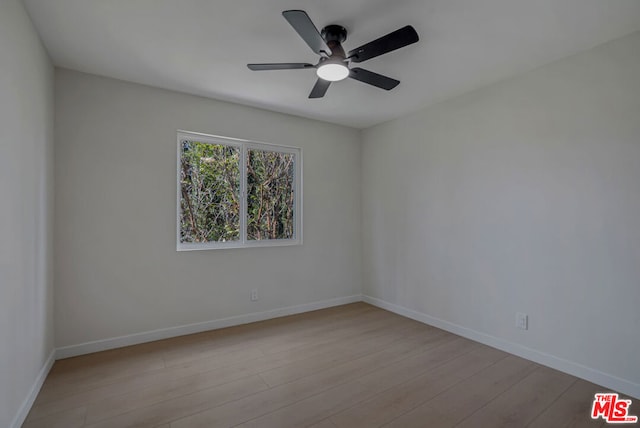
516, 312, 528, 330
250, 289, 258, 301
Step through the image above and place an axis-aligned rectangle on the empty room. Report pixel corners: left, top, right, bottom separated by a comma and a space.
2, 0, 640, 427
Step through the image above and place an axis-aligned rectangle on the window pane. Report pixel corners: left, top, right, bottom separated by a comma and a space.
179, 140, 240, 243
247, 149, 295, 240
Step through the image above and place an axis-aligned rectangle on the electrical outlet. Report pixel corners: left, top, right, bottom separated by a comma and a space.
250, 289, 258, 301
516, 312, 528, 330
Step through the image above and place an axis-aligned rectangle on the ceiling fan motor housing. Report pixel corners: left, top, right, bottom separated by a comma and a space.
321, 25, 347, 43
320, 25, 348, 61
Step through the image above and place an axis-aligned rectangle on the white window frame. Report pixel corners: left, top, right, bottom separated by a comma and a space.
177, 130, 302, 251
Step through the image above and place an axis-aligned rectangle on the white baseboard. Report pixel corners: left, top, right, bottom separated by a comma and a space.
52, 293, 638, 400
56, 295, 362, 359
10, 349, 55, 428
363, 295, 639, 400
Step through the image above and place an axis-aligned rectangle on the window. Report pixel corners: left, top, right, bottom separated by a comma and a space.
177, 131, 301, 250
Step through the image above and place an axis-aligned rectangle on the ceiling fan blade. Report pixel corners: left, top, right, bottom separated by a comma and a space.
349, 68, 400, 90
283, 10, 332, 56
247, 63, 314, 71
348, 25, 419, 63
309, 78, 331, 98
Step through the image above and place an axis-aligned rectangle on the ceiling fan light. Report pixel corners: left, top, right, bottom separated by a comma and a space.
316, 62, 349, 81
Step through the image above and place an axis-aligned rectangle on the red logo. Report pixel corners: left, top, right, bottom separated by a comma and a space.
591, 393, 638, 424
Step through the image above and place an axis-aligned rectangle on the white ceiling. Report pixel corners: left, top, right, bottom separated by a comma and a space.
23, 0, 640, 128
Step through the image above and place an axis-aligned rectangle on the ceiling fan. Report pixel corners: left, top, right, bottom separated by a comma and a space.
247, 10, 419, 98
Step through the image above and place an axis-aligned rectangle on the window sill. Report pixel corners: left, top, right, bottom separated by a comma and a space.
177, 239, 302, 251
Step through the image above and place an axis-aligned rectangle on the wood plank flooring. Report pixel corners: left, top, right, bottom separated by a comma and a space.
24, 303, 636, 427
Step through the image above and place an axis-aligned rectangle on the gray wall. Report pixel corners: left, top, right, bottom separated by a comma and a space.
54, 69, 362, 348
0, 0, 55, 426
362, 32, 640, 396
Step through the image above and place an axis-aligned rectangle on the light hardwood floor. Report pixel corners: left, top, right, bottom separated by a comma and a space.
24, 303, 635, 427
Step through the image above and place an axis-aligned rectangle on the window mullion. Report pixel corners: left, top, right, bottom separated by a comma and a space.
240, 144, 247, 244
